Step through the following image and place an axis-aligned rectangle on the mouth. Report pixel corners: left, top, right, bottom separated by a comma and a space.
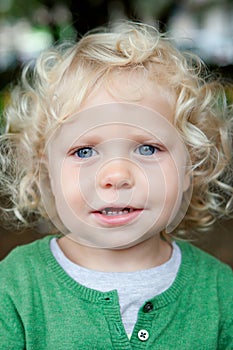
91, 206, 143, 226
98, 207, 135, 216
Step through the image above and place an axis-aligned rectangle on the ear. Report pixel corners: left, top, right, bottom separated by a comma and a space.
38, 151, 56, 196
183, 172, 191, 192
48, 173, 55, 195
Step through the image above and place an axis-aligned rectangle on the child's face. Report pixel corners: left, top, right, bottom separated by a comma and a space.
43, 78, 191, 249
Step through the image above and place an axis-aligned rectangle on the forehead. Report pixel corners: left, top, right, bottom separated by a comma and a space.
80, 70, 175, 124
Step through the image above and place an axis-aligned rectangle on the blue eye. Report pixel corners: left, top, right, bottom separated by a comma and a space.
136, 144, 159, 156
74, 147, 96, 158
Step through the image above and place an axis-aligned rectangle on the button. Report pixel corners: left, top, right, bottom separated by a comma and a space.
138, 329, 149, 341
143, 301, 154, 313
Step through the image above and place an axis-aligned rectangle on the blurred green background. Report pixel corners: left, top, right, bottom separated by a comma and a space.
0, 0, 233, 266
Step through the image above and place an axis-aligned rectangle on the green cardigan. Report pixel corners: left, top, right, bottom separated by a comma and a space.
0, 235, 232, 349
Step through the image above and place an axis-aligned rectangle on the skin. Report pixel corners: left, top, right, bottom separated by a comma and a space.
44, 75, 190, 272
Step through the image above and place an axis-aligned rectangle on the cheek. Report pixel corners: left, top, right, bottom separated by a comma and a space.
61, 165, 77, 189
165, 163, 180, 196
49, 165, 87, 224
56, 164, 84, 208
60, 163, 101, 211
147, 160, 181, 205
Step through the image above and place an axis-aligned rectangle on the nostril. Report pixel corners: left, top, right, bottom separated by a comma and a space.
100, 176, 134, 189
105, 183, 112, 188
117, 178, 133, 189
103, 180, 132, 189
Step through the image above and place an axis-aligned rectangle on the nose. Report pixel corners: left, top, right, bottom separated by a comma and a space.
98, 159, 135, 190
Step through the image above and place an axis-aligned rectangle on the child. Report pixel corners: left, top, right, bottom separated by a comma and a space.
0, 21, 233, 349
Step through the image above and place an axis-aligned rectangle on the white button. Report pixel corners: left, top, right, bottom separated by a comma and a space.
138, 329, 149, 341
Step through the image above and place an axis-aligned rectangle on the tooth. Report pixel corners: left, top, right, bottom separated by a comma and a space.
100, 208, 135, 216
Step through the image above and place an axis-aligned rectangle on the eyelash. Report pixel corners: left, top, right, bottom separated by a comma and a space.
71, 146, 98, 159
69, 143, 163, 159
135, 144, 162, 156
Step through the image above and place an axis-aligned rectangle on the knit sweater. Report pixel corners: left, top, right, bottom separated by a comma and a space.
0, 236, 232, 349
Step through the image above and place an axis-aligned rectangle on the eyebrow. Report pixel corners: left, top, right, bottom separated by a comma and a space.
127, 132, 162, 143
72, 135, 104, 144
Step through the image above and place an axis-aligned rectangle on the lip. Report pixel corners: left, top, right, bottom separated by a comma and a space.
91, 207, 143, 227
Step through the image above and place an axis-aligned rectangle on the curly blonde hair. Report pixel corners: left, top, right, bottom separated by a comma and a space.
0, 21, 232, 235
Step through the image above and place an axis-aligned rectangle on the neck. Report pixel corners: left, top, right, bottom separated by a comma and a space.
58, 234, 172, 272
